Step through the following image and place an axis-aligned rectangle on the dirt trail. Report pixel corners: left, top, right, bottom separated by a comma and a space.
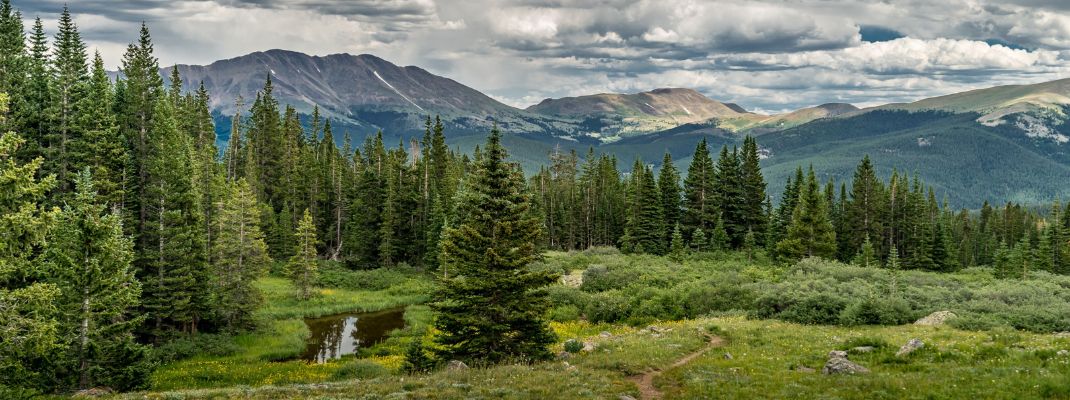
629, 335, 725, 400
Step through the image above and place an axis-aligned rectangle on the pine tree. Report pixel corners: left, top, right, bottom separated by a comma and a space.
853, 235, 878, 268
139, 97, 207, 339
691, 227, 708, 252
45, 170, 147, 391
211, 179, 269, 331
120, 23, 163, 256
0, 1, 26, 125
47, 6, 89, 194
402, 337, 434, 374
20, 18, 50, 163
288, 209, 318, 300
713, 145, 746, 246
887, 244, 901, 296
669, 223, 686, 262
776, 166, 837, 260
740, 136, 768, 245
434, 127, 556, 364
931, 219, 957, 272
682, 139, 717, 239
658, 152, 681, 246
710, 216, 730, 251
623, 164, 663, 254
0, 120, 60, 393
79, 52, 128, 209
844, 156, 885, 259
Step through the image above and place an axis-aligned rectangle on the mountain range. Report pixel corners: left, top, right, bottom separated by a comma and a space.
164, 49, 1070, 206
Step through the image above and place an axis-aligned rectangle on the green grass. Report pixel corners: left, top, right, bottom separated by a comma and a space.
129, 316, 1070, 399
661, 317, 1070, 399
149, 274, 433, 391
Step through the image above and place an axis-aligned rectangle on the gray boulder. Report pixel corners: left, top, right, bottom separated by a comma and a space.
850, 346, 875, 354
446, 360, 469, 371
1057, 350, 1068, 357
896, 339, 924, 357
915, 311, 957, 326
822, 350, 869, 375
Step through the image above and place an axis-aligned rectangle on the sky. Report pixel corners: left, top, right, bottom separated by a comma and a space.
15, 0, 1070, 113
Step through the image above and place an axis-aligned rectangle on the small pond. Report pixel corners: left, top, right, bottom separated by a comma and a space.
300, 307, 406, 363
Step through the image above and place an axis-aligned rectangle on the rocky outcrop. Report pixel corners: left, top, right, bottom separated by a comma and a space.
822, 350, 869, 375
447, 360, 469, 371
896, 339, 924, 357
915, 311, 957, 326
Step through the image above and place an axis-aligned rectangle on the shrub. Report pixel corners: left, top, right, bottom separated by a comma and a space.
548, 305, 581, 322
584, 291, 632, 323
775, 294, 849, 325
150, 334, 241, 364
332, 359, 389, 380
839, 297, 914, 326
563, 339, 584, 353
317, 262, 420, 291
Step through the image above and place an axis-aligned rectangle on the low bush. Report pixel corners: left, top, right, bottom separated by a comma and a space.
150, 334, 241, 364
331, 359, 389, 380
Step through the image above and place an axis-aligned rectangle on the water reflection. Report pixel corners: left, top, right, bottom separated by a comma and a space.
300, 307, 406, 363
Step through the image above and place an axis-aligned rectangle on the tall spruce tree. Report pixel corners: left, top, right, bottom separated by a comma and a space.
288, 209, 318, 300
658, 152, 681, 246
777, 166, 837, 260
713, 145, 746, 247
434, 127, 555, 363
45, 170, 147, 391
48, 6, 89, 193
80, 53, 128, 209
0, 107, 60, 394
139, 97, 207, 339
740, 136, 767, 245
682, 139, 717, 239
211, 179, 269, 331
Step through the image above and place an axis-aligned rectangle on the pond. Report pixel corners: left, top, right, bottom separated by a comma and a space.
300, 307, 407, 363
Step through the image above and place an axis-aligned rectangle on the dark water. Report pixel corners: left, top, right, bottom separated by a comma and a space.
300, 307, 406, 363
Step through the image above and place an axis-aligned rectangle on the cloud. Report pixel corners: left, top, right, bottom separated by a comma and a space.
10, 0, 1070, 113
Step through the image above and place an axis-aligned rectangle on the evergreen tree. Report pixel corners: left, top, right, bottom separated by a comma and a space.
853, 235, 878, 268
139, 97, 207, 339
401, 337, 434, 374
211, 179, 269, 331
79, 53, 128, 209
776, 166, 837, 260
713, 145, 746, 246
682, 139, 717, 239
434, 127, 556, 364
45, 170, 147, 390
658, 152, 681, 245
287, 209, 318, 300
0, 1, 26, 130
887, 244, 901, 296
710, 216, 730, 251
669, 223, 686, 262
739, 136, 768, 245
47, 6, 89, 194
691, 227, 708, 252
0, 122, 60, 394
622, 163, 663, 254
844, 156, 885, 259
20, 18, 50, 163
120, 23, 163, 256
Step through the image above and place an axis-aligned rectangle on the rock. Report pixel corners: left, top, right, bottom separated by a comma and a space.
850, 346, 875, 353
1057, 350, 1068, 357
1055, 332, 1070, 339
822, 350, 869, 375
723, 352, 734, 360
619, 395, 638, 400
896, 339, 925, 357
73, 388, 114, 398
582, 341, 598, 352
446, 360, 469, 371
600, 331, 613, 338
557, 351, 572, 360
915, 311, 957, 326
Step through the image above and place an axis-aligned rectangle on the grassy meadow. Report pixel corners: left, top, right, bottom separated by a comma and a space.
124, 249, 1070, 399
